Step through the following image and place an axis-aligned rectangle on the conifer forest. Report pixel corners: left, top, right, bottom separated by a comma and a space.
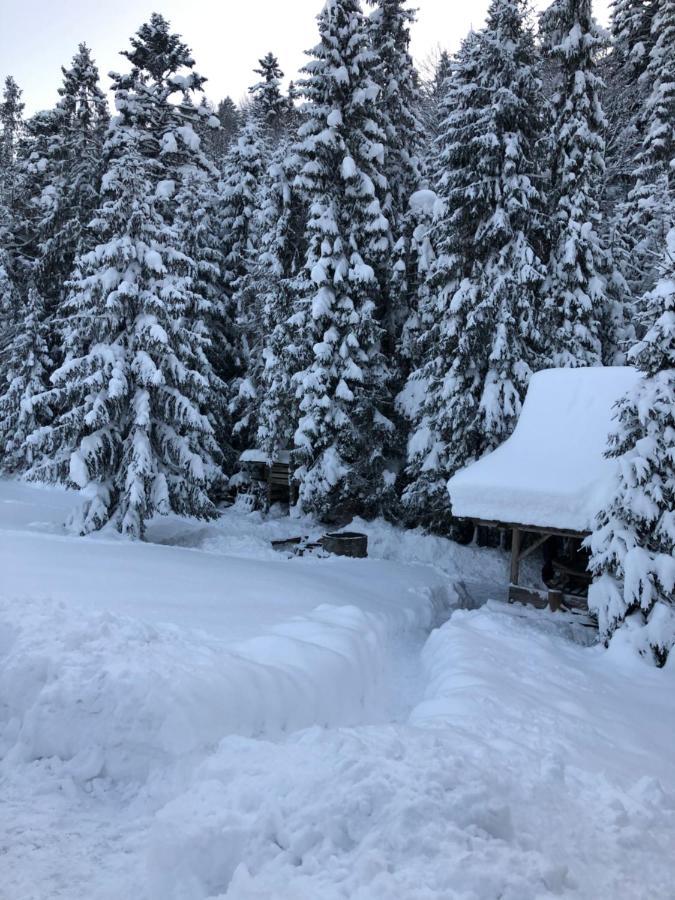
0, 3, 674, 895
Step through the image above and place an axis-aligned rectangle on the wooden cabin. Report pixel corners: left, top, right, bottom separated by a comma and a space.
447, 367, 640, 615
238, 449, 295, 507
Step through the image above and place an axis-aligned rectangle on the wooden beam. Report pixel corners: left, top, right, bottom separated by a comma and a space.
518, 532, 550, 562
463, 517, 587, 541
510, 527, 521, 585
548, 589, 563, 612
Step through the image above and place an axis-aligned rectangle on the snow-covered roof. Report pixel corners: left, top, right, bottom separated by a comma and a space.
447, 367, 641, 533
240, 449, 291, 465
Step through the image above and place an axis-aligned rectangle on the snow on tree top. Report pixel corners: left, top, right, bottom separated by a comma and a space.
447, 367, 641, 532
408, 189, 437, 216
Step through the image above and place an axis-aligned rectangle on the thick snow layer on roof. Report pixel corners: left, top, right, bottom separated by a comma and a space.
447, 366, 641, 532
240, 448, 291, 464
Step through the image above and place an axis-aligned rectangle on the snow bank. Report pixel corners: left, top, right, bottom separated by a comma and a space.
144, 604, 675, 900
448, 366, 641, 531
0, 589, 449, 784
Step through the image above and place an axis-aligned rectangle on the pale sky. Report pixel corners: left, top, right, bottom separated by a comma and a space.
1, 0, 610, 116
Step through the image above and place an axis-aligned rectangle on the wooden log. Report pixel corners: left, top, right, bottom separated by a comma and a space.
509, 584, 592, 619
320, 531, 368, 558
508, 584, 549, 609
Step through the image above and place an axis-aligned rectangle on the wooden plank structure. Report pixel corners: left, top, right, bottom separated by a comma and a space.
239, 450, 295, 509
464, 517, 594, 619
268, 460, 293, 506
445, 368, 642, 625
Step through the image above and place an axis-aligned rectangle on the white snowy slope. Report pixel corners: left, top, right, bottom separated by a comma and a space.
0, 478, 453, 641
448, 366, 641, 531
1, 478, 674, 900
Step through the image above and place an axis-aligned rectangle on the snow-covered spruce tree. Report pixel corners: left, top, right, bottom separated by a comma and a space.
401, 4, 547, 531
0, 77, 26, 326
610, 0, 657, 78
9, 108, 63, 298
200, 96, 242, 163
396, 188, 439, 372
254, 151, 308, 461
173, 166, 238, 471
36, 44, 109, 316
614, 0, 675, 300
367, 0, 425, 361
602, 0, 657, 248
219, 119, 266, 302
0, 281, 53, 473
399, 36, 480, 529
291, 0, 394, 520
588, 226, 675, 665
27, 15, 222, 537
0, 76, 24, 207
218, 117, 266, 446
7, 47, 108, 331
249, 53, 290, 144
539, 0, 611, 367
420, 49, 452, 144
0, 247, 16, 320
367, 1, 424, 226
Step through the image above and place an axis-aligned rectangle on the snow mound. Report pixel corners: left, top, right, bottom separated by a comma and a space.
448, 366, 641, 531
145, 604, 675, 900
0, 588, 450, 784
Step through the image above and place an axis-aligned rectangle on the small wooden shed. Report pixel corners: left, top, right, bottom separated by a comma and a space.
447, 367, 640, 614
239, 449, 294, 507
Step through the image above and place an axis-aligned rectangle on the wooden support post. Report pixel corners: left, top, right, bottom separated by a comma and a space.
510, 527, 521, 586
548, 589, 563, 612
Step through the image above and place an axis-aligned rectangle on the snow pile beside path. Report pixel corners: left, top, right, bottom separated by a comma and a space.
349, 515, 551, 597
0, 590, 450, 785
144, 604, 675, 900
148, 727, 567, 900
414, 603, 674, 778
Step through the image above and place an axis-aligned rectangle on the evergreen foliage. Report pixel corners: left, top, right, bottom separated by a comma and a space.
290, 0, 394, 520
610, 0, 657, 77
219, 118, 266, 447
11, 46, 109, 319
367, 0, 425, 363
0, 282, 52, 473
0, 0, 672, 578
614, 0, 675, 299
539, 0, 610, 367
26, 14, 222, 537
255, 151, 308, 461
249, 52, 290, 141
0, 76, 24, 207
367, 0, 424, 224
589, 226, 675, 664
402, 3, 547, 529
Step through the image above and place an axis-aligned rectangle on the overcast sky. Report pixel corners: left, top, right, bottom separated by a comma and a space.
1, 0, 610, 115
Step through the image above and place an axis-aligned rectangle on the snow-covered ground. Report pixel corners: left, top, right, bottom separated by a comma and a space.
1, 479, 674, 899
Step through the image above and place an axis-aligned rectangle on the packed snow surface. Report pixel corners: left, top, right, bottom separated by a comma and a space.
1, 478, 674, 899
448, 366, 641, 531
